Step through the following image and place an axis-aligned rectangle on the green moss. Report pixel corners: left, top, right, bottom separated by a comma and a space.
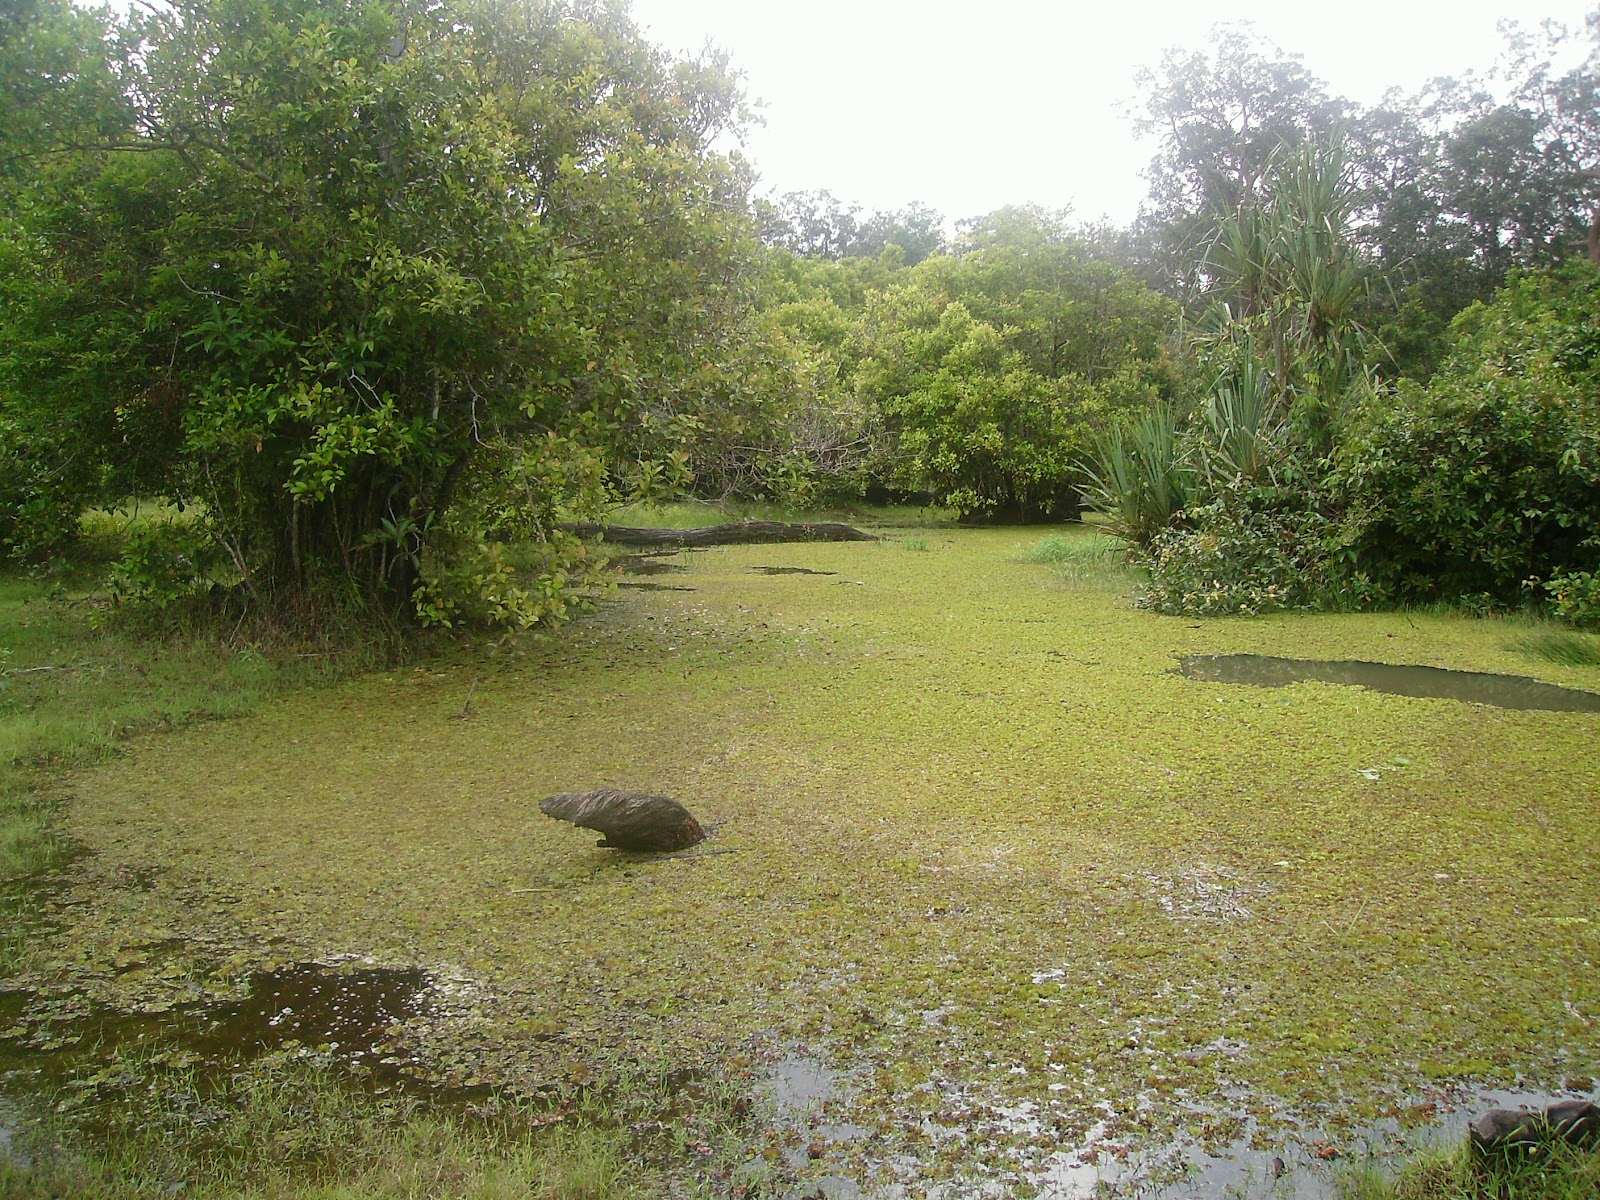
10, 526, 1600, 1190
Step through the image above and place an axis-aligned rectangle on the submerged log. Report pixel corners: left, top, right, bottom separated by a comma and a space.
1469, 1100, 1600, 1156
560, 519, 877, 547
539, 789, 707, 852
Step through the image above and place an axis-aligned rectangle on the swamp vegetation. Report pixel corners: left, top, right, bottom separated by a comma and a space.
5, 0, 1600, 1194
3, 524, 1599, 1197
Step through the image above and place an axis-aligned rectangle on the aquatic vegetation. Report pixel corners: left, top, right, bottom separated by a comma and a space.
5, 526, 1599, 1194
1011, 531, 1136, 590
1509, 628, 1600, 669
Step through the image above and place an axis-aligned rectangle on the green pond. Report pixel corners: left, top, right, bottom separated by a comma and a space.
4, 526, 1599, 1194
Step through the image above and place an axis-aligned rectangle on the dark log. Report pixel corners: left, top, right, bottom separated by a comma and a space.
539, 789, 707, 852
560, 519, 877, 547
1469, 1100, 1600, 1157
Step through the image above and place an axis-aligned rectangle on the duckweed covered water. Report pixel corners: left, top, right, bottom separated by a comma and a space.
6, 526, 1600, 1195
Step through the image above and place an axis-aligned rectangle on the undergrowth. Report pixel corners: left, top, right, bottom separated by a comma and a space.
608, 496, 957, 530
1338, 1140, 1600, 1200
0, 1049, 769, 1200
1011, 531, 1136, 589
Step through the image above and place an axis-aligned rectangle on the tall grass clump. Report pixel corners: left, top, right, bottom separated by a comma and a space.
1335, 1138, 1600, 1200
1079, 403, 1192, 548
1507, 628, 1600, 668
1012, 533, 1136, 590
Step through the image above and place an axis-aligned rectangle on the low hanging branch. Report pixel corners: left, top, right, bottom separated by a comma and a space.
559, 519, 878, 547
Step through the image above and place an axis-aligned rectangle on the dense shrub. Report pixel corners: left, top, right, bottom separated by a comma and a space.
1139, 479, 1362, 616
1546, 570, 1600, 631
106, 521, 225, 610
1334, 265, 1600, 606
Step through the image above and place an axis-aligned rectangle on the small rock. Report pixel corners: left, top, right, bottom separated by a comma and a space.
539, 789, 706, 852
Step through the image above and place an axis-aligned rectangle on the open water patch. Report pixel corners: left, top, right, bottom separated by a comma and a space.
750, 566, 839, 577
0, 963, 436, 1107
1175, 654, 1600, 713
192, 963, 432, 1060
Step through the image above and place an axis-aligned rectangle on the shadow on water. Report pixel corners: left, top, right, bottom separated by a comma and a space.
1175, 654, 1600, 713
615, 556, 687, 576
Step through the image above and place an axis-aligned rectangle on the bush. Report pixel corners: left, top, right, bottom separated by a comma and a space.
106, 521, 225, 610
1334, 265, 1600, 606
1139, 480, 1364, 616
1546, 570, 1600, 631
0, 414, 102, 562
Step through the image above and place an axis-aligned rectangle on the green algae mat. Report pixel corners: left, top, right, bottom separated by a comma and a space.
11, 527, 1600, 1188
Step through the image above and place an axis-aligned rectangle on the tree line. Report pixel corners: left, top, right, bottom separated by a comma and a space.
1, 0, 1596, 629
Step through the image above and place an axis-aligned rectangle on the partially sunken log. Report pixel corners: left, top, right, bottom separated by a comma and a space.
560, 519, 877, 547
1469, 1100, 1600, 1157
539, 789, 707, 852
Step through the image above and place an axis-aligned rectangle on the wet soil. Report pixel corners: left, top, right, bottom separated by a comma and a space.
1176, 654, 1600, 712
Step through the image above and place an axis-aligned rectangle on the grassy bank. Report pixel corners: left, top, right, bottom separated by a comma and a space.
0, 570, 391, 888
1340, 1141, 1600, 1200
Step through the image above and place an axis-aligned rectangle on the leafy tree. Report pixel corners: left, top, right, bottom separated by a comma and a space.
759, 189, 945, 265
1344, 18, 1600, 377
0, 0, 755, 627
1132, 24, 1346, 298
852, 209, 1177, 519
1198, 140, 1375, 453
0, 0, 139, 558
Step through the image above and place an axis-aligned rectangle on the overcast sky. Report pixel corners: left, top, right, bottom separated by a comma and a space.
628, 0, 1595, 227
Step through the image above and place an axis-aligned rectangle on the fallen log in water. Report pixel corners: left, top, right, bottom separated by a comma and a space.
539, 789, 707, 852
560, 519, 877, 547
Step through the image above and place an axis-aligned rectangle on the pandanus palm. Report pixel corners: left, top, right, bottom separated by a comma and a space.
1203, 139, 1376, 453
1081, 403, 1193, 548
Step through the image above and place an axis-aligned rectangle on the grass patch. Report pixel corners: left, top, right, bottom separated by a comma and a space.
0, 1060, 665, 1200
1508, 628, 1600, 669
1338, 1140, 1600, 1199
0, 569, 396, 883
1010, 529, 1137, 589
0, 1040, 777, 1200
